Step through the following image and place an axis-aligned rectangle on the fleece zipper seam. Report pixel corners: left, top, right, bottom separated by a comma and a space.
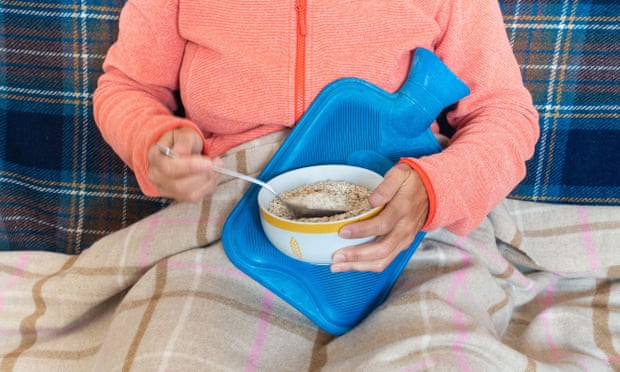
294, 0, 307, 122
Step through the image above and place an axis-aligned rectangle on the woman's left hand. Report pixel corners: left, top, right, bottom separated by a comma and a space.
330, 163, 429, 272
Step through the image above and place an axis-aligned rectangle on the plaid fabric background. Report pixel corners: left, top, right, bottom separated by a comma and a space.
502, 0, 620, 204
0, 0, 617, 253
0, 0, 168, 253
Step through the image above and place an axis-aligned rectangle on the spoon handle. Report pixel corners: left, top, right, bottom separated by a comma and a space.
211, 166, 278, 195
157, 144, 279, 196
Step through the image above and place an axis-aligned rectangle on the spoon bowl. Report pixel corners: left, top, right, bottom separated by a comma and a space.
210, 165, 348, 218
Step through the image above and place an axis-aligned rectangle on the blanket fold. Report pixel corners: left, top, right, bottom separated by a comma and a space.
1, 131, 619, 371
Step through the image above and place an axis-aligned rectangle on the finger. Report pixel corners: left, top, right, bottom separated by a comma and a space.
156, 169, 219, 202
154, 130, 176, 148
147, 150, 220, 199
367, 164, 411, 207
153, 152, 214, 180
170, 127, 204, 156
338, 221, 417, 263
331, 235, 412, 272
338, 165, 413, 238
339, 204, 401, 239
333, 211, 421, 272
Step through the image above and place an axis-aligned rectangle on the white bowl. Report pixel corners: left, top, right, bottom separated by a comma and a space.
258, 164, 383, 264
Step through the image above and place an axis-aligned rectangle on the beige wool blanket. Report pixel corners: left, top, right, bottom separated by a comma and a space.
1, 132, 619, 371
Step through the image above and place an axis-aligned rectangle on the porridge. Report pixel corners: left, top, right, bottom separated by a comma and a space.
268, 180, 373, 222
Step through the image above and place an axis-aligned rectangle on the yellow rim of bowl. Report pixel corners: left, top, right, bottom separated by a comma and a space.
260, 207, 383, 234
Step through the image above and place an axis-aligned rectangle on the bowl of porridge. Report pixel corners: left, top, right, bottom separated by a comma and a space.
257, 164, 383, 264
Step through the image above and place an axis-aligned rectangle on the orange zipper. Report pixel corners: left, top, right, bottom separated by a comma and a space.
294, 0, 307, 122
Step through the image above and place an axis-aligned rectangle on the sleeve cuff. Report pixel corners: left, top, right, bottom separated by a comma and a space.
397, 158, 436, 231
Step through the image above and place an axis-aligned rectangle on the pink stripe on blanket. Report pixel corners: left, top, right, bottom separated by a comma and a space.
541, 281, 592, 369
542, 280, 561, 360
246, 290, 275, 372
137, 214, 226, 270
447, 240, 472, 372
0, 252, 32, 314
577, 206, 601, 270
139, 214, 161, 270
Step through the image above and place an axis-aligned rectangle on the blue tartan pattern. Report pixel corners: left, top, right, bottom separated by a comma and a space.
0, 0, 168, 253
0, 0, 618, 253
502, 0, 620, 204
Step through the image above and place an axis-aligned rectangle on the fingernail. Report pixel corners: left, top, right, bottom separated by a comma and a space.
213, 157, 224, 167
339, 229, 351, 238
330, 264, 344, 273
333, 253, 346, 263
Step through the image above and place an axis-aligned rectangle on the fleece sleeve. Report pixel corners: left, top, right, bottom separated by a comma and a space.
408, 0, 540, 234
92, 0, 207, 196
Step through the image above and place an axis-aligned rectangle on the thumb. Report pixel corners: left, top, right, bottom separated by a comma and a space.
368, 164, 411, 207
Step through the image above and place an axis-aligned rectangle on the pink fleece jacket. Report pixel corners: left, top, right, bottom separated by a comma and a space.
93, 0, 539, 235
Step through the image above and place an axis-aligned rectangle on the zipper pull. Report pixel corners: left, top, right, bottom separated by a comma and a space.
296, 0, 307, 36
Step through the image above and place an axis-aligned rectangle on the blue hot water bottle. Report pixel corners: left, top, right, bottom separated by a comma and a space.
222, 48, 469, 335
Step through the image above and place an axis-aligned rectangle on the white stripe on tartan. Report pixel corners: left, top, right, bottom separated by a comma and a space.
74, 0, 93, 250
506, 22, 620, 31
0, 174, 155, 201
1, 6, 119, 21
532, 0, 575, 200
122, 166, 130, 228
0, 47, 106, 61
522, 64, 620, 72
505, 0, 523, 47
0, 86, 92, 100
536, 104, 620, 112
1, 215, 114, 236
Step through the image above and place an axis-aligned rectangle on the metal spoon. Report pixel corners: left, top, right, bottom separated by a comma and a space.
156, 144, 347, 218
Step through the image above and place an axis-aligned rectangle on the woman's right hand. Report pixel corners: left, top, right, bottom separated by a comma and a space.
147, 127, 223, 202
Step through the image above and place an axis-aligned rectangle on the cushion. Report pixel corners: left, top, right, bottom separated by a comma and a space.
502, 0, 620, 204
0, 0, 168, 253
